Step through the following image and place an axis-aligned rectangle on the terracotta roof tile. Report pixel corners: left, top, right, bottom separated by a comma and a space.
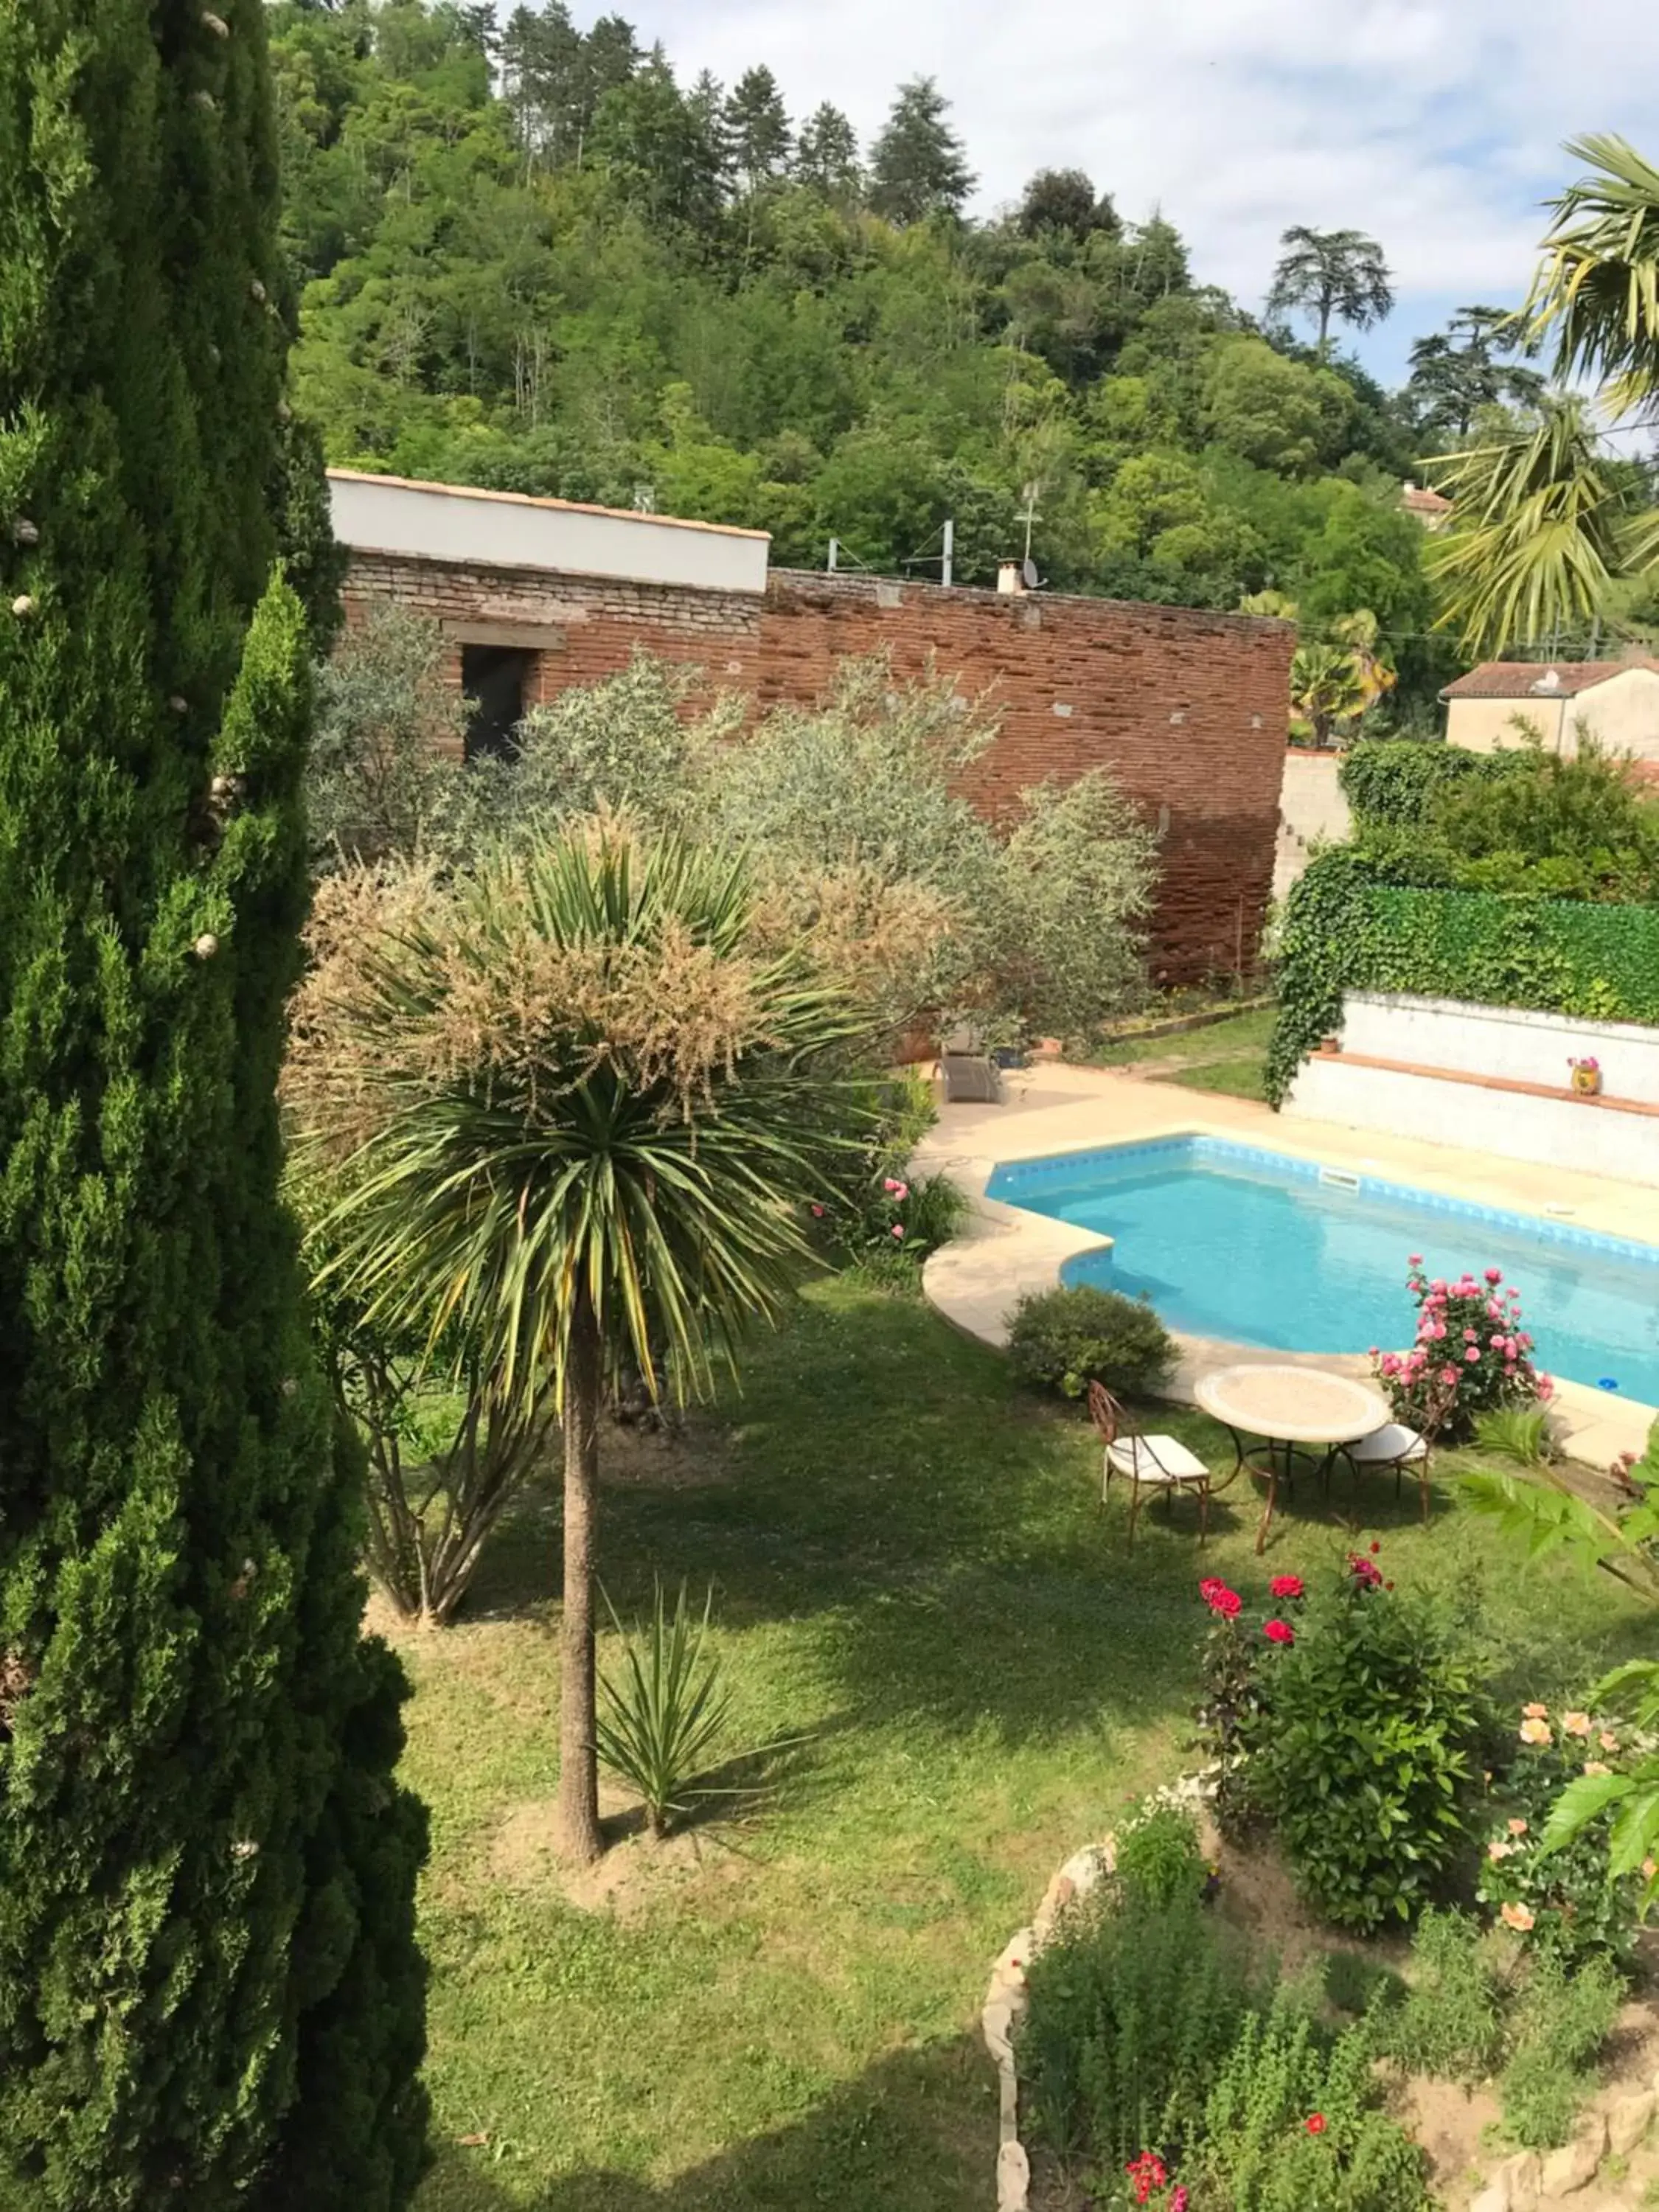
1440, 659, 1659, 700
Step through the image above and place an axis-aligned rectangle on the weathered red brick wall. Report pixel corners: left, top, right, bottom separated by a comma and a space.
342, 551, 764, 759
341, 552, 1292, 981
760, 572, 1291, 984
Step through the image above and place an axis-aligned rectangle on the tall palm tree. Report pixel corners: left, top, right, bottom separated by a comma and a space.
1429, 137, 1659, 655
1427, 395, 1649, 661
1266, 225, 1394, 355
308, 821, 866, 1863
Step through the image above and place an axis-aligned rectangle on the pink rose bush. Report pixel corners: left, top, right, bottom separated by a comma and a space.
1371, 1259, 1547, 1441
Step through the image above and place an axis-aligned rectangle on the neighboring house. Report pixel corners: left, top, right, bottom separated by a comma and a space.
1399, 480, 1453, 531
1440, 658, 1659, 761
327, 470, 1293, 984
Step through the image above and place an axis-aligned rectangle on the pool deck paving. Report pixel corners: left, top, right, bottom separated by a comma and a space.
916, 1061, 1659, 1471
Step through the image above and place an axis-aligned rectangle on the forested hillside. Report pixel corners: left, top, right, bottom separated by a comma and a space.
271, 0, 1503, 714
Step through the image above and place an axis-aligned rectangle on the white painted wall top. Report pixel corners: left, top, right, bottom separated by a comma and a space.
327, 470, 771, 597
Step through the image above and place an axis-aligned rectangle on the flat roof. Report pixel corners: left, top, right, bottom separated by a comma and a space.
327, 470, 771, 597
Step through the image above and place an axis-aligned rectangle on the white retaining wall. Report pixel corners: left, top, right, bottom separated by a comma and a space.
1335, 993, 1659, 1105
1284, 994, 1659, 1186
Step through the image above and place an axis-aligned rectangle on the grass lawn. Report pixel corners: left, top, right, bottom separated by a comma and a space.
399, 1279, 1648, 2211
1089, 1006, 1278, 1102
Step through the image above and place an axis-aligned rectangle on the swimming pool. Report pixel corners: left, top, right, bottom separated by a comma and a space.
986, 1135, 1659, 1405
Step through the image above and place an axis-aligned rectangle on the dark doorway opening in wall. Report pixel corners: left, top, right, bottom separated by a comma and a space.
462, 644, 534, 762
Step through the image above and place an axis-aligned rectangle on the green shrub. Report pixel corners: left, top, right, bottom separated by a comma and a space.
1371, 1908, 1504, 2084
1019, 1893, 1267, 2168
1340, 738, 1520, 829
1251, 1556, 1489, 1931
1478, 1697, 1646, 1964
1323, 1951, 1405, 2020
1499, 1948, 1622, 2149
1113, 1799, 1207, 1910
1203, 1990, 1433, 2212
1006, 1284, 1177, 1399
1267, 845, 1659, 1106
814, 1071, 967, 1281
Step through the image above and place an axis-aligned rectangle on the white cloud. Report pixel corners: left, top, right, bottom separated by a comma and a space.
619, 0, 1658, 375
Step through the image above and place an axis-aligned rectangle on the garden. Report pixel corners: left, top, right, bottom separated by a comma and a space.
391, 1278, 1659, 2212
293, 630, 1659, 2212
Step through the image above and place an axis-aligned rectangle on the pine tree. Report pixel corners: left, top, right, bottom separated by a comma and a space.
869, 76, 975, 225
723, 64, 790, 194
794, 101, 861, 204
0, 5, 428, 2208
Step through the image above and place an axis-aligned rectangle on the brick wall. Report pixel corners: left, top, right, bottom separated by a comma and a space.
341, 552, 1292, 982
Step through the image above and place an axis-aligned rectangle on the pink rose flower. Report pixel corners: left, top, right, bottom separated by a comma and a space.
890, 1224, 905, 1240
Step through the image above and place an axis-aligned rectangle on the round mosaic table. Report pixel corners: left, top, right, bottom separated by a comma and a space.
1193, 1364, 1393, 1555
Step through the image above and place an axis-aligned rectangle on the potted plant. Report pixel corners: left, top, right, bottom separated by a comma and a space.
1568, 1054, 1602, 1097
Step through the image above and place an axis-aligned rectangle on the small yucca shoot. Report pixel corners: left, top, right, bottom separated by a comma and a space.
595, 1580, 737, 1838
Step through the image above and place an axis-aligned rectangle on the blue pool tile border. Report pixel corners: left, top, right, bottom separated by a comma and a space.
985, 1134, 1659, 1273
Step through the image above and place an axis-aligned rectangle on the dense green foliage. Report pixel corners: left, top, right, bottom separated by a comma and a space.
1246, 1560, 1490, 1931
1338, 737, 1523, 827
309, 634, 1161, 1040
1202, 1994, 1432, 2212
1019, 1893, 1268, 2168
0, 3, 427, 2205
269, 1, 1458, 700
1267, 846, 1659, 1102
1006, 1284, 1178, 1400
1497, 1947, 1623, 2149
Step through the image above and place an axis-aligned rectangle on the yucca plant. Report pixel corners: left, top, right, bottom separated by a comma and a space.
596, 1582, 740, 1837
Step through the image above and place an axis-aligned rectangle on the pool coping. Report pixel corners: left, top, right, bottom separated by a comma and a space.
919, 1116, 1659, 1472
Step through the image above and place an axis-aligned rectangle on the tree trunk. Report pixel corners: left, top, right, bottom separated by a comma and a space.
557, 1293, 605, 1865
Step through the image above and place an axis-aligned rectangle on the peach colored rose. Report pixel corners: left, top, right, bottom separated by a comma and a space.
1563, 1711, 1593, 1737
1522, 1703, 1548, 1720
1583, 1760, 1612, 1777
1519, 1719, 1551, 1746
1500, 1902, 1536, 1933
1599, 1732, 1620, 1752
1487, 1840, 1512, 1861
1509, 1818, 1528, 1836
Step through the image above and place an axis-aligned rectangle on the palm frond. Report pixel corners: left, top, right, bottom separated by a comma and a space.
1425, 396, 1635, 658
1528, 133, 1659, 414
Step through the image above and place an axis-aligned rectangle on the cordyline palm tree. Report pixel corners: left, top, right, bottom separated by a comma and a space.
304, 819, 868, 1863
1428, 136, 1659, 654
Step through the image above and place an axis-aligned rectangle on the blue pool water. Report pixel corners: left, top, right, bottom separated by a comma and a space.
986, 1136, 1659, 1405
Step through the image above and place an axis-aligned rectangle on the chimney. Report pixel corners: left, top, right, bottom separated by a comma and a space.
997, 560, 1025, 596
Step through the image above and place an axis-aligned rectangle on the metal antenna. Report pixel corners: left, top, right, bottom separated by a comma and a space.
1018, 480, 1042, 567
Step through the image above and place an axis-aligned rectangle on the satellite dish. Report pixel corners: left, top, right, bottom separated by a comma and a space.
1021, 557, 1040, 591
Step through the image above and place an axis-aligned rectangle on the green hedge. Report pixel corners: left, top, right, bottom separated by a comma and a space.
1265, 847, 1659, 1105
1338, 739, 1528, 829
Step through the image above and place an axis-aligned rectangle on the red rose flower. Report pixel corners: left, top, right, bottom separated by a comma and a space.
1263, 1618, 1295, 1646
1306, 2113, 1327, 2135
1200, 1578, 1242, 1618
1269, 1574, 1304, 1600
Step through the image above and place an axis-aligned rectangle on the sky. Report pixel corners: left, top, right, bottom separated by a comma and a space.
620, 0, 1659, 392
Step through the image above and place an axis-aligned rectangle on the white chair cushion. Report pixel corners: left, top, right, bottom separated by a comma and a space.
1344, 1422, 1427, 1465
1107, 1436, 1208, 1483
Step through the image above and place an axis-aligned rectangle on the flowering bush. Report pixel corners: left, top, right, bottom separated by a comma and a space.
812, 1070, 967, 1281
1193, 1576, 1307, 1833
1245, 1554, 1489, 1930
1371, 1259, 1548, 1443
1478, 1699, 1649, 1964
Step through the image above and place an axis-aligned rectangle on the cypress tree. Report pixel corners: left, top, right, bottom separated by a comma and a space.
0, 4, 428, 2208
